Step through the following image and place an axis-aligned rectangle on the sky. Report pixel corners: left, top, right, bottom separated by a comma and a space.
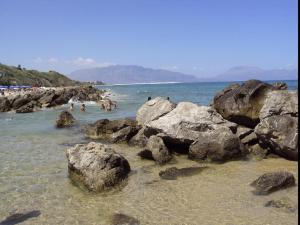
0, 0, 298, 77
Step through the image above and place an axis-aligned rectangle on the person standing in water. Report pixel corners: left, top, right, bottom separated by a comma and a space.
80, 103, 86, 112
69, 103, 74, 111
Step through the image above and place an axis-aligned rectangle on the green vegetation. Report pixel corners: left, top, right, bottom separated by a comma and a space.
0, 63, 81, 87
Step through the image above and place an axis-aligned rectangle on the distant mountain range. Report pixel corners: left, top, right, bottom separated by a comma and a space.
69, 65, 199, 84
69, 65, 298, 84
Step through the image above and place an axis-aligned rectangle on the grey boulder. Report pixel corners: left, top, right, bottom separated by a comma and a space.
66, 142, 130, 192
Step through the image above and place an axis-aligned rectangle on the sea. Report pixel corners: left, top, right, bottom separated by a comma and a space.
0, 80, 298, 225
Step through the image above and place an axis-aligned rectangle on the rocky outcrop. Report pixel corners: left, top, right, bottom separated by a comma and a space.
265, 197, 297, 213
66, 142, 130, 192
0, 85, 106, 113
56, 111, 75, 128
250, 171, 296, 195
189, 127, 246, 161
213, 80, 275, 128
136, 97, 176, 125
138, 135, 172, 164
86, 118, 140, 143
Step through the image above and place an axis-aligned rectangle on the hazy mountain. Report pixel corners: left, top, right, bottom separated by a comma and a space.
69, 65, 199, 84
213, 66, 298, 81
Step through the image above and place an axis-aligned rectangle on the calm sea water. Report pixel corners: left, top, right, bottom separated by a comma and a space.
0, 81, 298, 225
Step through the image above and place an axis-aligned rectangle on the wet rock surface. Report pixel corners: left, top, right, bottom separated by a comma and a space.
86, 118, 140, 143
251, 171, 296, 195
159, 166, 207, 180
265, 197, 297, 213
111, 213, 140, 225
66, 142, 131, 192
56, 111, 75, 128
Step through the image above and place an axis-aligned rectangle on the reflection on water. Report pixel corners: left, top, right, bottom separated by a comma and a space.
0, 81, 298, 224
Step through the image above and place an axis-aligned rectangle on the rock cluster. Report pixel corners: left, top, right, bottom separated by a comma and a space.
0, 85, 105, 113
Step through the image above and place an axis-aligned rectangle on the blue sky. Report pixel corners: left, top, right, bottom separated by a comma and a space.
0, 0, 298, 76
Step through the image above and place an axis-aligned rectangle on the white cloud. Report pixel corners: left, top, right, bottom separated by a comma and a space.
33, 57, 114, 68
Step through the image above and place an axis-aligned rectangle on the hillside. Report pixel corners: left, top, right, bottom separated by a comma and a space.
69, 65, 199, 84
0, 64, 81, 87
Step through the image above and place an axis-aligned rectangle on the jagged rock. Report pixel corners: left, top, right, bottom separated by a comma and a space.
145, 102, 238, 156
136, 97, 176, 125
15, 101, 36, 113
259, 90, 298, 120
255, 115, 298, 160
236, 126, 253, 139
138, 135, 172, 164
66, 142, 130, 192
188, 127, 246, 161
86, 118, 140, 143
159, 166, 207, 180
213, 80, 274, 128
250, 171, 296, 195
56, 111, 75, 128
0, 97, 11, 112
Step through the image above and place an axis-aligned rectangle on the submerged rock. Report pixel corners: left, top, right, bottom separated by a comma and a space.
86, 118, 140, 143
265, 197, 297, 213
56, 111, 75, 128
136, 97, 176, 125
159, 166, 207, 180
138, 135, 172, 164
0, 210, 41, 225
213, 80, 274, 128
111, 213, 140, 225
250, 171, 296, 195
66, 142, 130, 192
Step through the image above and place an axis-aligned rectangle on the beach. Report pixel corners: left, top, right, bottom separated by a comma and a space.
0, 80, 298, 225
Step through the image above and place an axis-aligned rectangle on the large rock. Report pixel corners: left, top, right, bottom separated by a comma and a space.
259, 90, 298, 120
66, 142, 130, 192
128, 127, 149, 147
0, 97, 11, 112
213, 80, 274, 128
188, 127, 246, 161
251, 171, 296, 195
138, 135, 172, 164
56, 111, 75, 128
146, 102, 237, 147
86, 118, 140, 143
136, 97, 176, 125
11, 94, 32, 109
255, 115, 298, 160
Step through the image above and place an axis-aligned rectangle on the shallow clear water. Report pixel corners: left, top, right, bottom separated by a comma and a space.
0, 81, 298, 225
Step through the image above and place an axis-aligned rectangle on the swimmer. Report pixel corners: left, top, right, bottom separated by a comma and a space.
80, 103, 86, 112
